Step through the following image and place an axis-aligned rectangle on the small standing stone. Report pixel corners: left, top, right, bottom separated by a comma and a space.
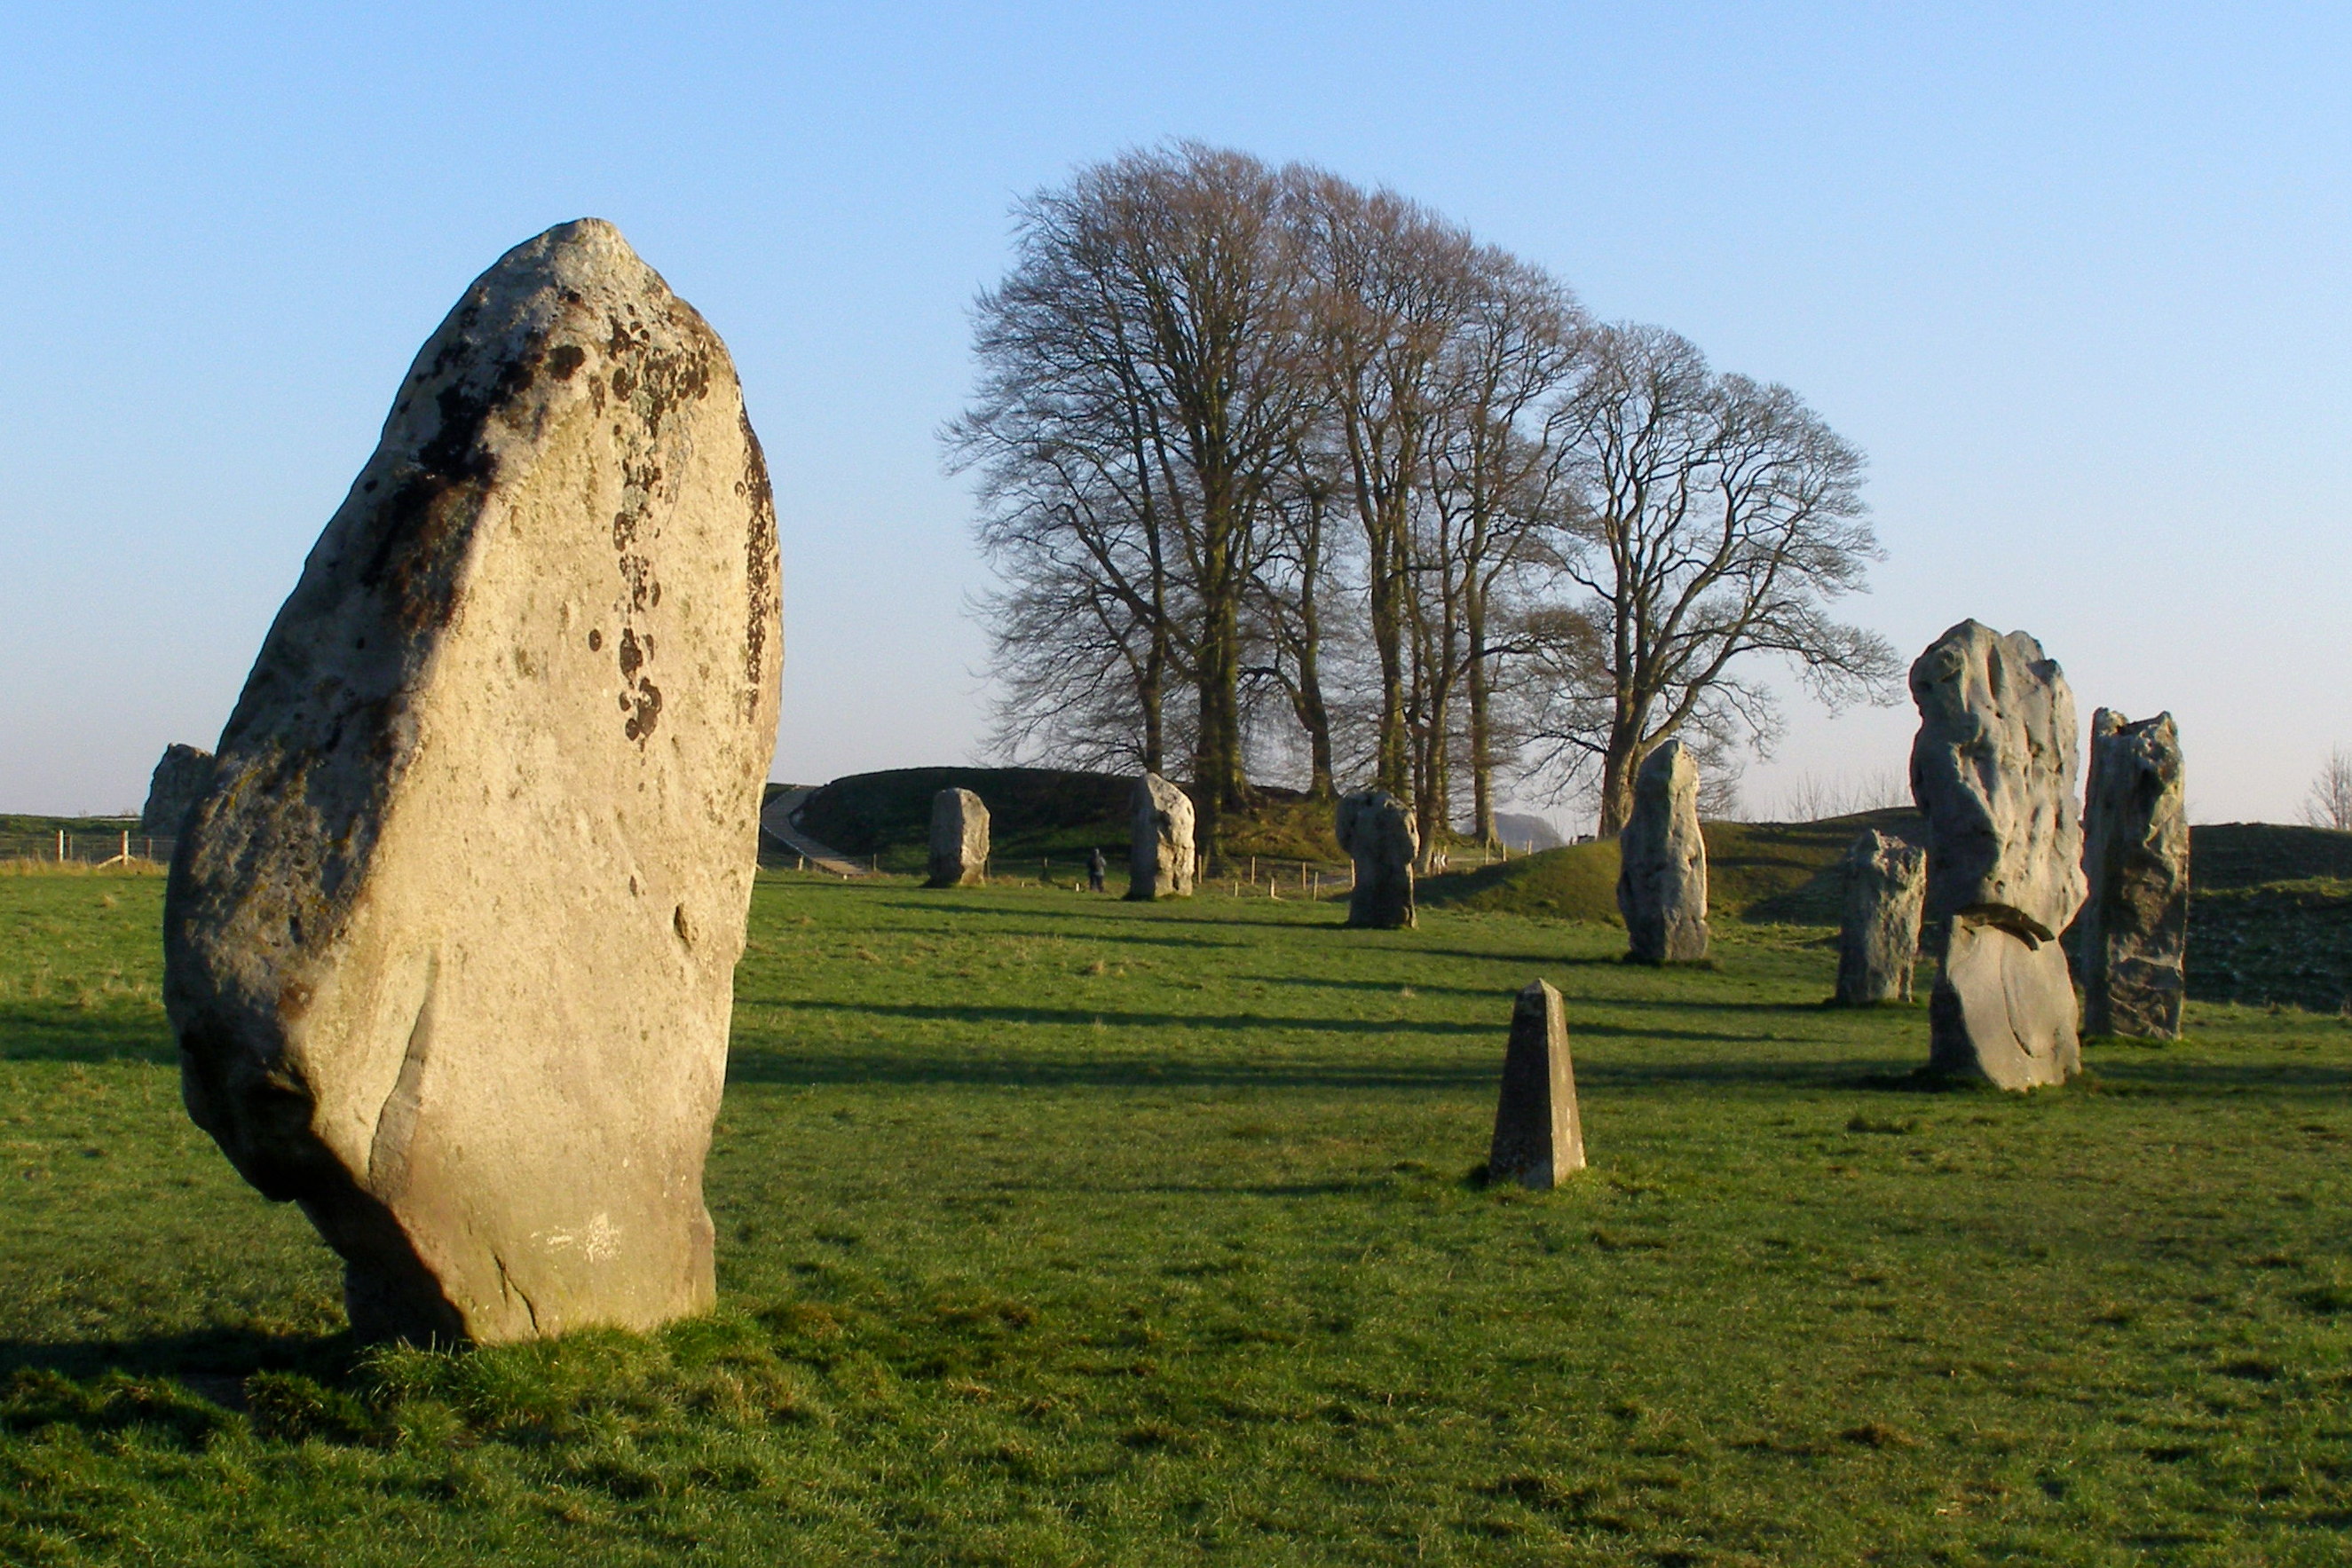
140, 744, 216, 838
1128, 774, 1196, 899
1615, 740, 1709, 962
927, 788, 990, 887
2080, 709, 2188, 1039
1336, 789, 1417, 928
1835, 830, 1926, 1005
1909, 620, 2087, 1089
1488, 980, 1585, 1188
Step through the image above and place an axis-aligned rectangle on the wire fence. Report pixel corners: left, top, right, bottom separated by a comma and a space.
1, 829, 173, 868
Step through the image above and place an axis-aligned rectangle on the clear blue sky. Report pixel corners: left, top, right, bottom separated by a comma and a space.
4, 3, 2346, 825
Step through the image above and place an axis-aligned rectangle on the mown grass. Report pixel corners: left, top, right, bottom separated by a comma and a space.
5, 869, 2352, 1564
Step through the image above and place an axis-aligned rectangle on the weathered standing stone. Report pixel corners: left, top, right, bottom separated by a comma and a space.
1127, 774, 1196, 900
141, 745, 216, 837
1336, 789, 1417, 929
926, 788, 990, 887
1615, 740, 1709, 962
163, 220, 782, 1343
2080, 710, 2188, 1039
1908, 620, 2086, 1089
1487, 980, 1585, 1188
1835, 829, 1926, 1005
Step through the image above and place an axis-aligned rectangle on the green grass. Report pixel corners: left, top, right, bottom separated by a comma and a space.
6, 869, 2352, 1564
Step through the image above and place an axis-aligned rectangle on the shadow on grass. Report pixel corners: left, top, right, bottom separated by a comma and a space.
0, 1012, 174, 1064
743, 997, 1498, 1037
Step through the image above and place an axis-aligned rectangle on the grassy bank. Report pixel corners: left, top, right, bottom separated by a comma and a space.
4, 870, 2352, 1563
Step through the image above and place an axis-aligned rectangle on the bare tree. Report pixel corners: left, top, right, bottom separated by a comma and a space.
1523, 323, 1899, 835
2307, 748, 2352, 831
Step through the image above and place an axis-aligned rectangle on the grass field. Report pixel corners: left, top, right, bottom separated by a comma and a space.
5, 867, 2352, 1564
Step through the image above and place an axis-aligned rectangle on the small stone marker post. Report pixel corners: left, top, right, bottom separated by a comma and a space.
2080, 709, 2188, 1039
1616, 740, 1709, 962
1909, 620, 2087, 1089
1488, 980, 1585, 1188
164, 219, 782, 1343
926, 788, 990, 887
1128, 773, 1196, 899
1835, 829, 1927, 1005
1335, 789, 1417, 928
140, 744, 216, 838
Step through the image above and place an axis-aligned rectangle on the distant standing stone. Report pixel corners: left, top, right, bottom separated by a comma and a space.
2080, 709, 2189, 1039
927, 788, 990, 887
1086, 847, 1107, 893
1128, 773, 1196, 900
1909, 620, 2087, 1089
1488, 979, 1585, 1188
1835, 829, 1926, 1005
1615, 740, 1709, 962
164, 219, 782, 1343
141, 744, 216, 837
1336, 789, 1417, 928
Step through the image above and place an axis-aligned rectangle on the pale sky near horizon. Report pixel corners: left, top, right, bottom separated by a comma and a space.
3, 4, 2346, 830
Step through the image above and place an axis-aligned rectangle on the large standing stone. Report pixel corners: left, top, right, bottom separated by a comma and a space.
1908, 621, 2086, 1089
1615, 740, 1709, 962
926, 788, 990, 887
1487, 980, 1585, 1188
141, 744, 216, 837
1336, 789, 1417, 928
1127, 773, 1196, 900
2080, 709, 2188, 1038
1835, 829, 1926, 1005
163, 220, 782, 1343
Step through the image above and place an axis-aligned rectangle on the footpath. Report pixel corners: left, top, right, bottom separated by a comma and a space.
758, 787, 872, 878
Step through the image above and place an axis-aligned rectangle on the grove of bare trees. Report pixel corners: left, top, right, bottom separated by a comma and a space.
951, 142, 1896, 856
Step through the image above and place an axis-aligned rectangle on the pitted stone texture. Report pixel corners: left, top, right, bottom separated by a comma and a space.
163, 219, 782, 1343
1615, 740, 1709, 963
1336, 789, 1417, 929
1127, 774, 1196, 900
926, 789, 990, 887
1835, 829, 1926, 1005
142, 745, 216, 838
2080, 710, 2188, 1039
1487, 980, 1584, 1189
1908, 620, 2085, 1088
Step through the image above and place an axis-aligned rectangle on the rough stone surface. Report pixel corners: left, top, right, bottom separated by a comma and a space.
1615, 740, 1709, 962
1835, 829, 1926, 1005
1127, 774, 1196, 900
1908, 620, 2085, 1089
1336, 789, 1417, 928
926, 788, 990, 887
163, 219, 782, 1343
141, 745, 217, 837
1487, 980, 1584, 1189
2080, 709, 2189, 1039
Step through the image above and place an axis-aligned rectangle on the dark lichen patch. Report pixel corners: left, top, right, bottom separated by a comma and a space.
624, 678, 663, 743
547, 343, 586, 381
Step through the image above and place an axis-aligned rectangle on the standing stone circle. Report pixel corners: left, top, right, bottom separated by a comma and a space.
141, 744, 217, 838
2080, 709, 2188, 1039
1487, 979, 1585, 1189
1336, 789, 1417, 929
926, 788, 990, 887
1908, 620, 2086, 1089
1128, 773, 1196, 900
164, 219, 782, 1343
1835, 829, 1926, 1005
1615, 740, 1709, 962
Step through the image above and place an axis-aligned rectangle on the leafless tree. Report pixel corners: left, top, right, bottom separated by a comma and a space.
1521, 323, 1898, 836
2307, 748, 2352, 831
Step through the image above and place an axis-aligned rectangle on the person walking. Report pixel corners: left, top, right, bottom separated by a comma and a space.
1086, 847, 1107, 893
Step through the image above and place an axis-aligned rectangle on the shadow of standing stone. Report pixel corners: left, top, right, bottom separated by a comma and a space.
1488, 980, 1585, 1188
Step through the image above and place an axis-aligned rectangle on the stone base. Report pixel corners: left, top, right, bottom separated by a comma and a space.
1928, 919, 2080, 1090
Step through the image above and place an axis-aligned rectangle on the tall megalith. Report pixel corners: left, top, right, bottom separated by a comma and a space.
1908, 621, 2085, 1089
927, 788, 990, 887
163, 220, 783, 1343
1616, 740, 1709, 962
1127, 773, 1196, 900
1835, 829, 1926, 1005
2080, 709, 2188, 1039
1488, 980, 1585, 1189
141, 744, 217, 838
1336, 789, 1417, 929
